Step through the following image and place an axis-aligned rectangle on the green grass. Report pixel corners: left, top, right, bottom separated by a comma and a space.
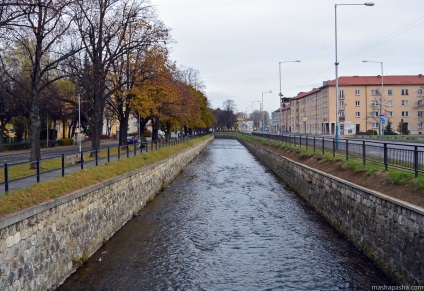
236, 132, 424, 193
0, 146, 135, 183
0, 136, 209, 218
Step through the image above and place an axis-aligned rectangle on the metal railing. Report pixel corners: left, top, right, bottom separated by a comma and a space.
0, 135, 200, 193
252, 133, 424, 178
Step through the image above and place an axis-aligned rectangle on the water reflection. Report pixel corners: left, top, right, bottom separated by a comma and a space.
59, 139, 392, 290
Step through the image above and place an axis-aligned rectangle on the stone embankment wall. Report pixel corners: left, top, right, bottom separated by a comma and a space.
0, 136, 213, 290
237, 137, 424, 285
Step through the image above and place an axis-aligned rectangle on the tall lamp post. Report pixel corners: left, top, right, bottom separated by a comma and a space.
363, 60, 384, 138
279, 60, 301, 135
78, 92, 82, 154
334, 2, 374, 147
261, 90, 272, 132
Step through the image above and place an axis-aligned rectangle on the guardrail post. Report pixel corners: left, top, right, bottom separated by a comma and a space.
118, 146, 121, 160
414, 146, 419, 178
62, 154, 65, 177
346, 140, 349, 161
108, 147, 110, 162
313, 137, 316, 153
95, 149, 98, 166
300, 135, 302, 148
362, 141, 366, 165
37, 159, 40, 183
306, 135, 308, 150
332, 139, 335, 158
322, 138, 324, 155
80, 150, 84, 170
4, 163, 8, 193
383, 143, 388, 171
127, 144, 129, 158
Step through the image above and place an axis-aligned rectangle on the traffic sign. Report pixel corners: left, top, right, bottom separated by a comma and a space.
379, 115, 388, 122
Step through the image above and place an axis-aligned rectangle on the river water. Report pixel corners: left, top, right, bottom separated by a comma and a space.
58, 139, 392, 290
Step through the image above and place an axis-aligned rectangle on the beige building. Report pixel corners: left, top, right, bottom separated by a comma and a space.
284, 75, 424, 135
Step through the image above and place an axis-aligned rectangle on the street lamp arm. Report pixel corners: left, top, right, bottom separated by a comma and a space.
334, 2, 375, 146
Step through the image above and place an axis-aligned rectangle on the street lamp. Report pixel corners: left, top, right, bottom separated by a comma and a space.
261, 90, 272, 132
363, 60, 384, 138
78, 92, 82, 154
252, 101, 260, 130
334, 2, 374, 147
279, 60, 301, 135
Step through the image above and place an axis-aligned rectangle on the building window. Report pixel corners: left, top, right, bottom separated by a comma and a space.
371, 89, 380, 96
419, 122, 423, 129
339, 90, 344, 99
371, 122, 378, 128
387, 100, 393, 106
387, 111, 393, 117
402, 111, 409, 117
339, 101, 345, 109
371, 100, 379, 106
418, 100, 424, 106
371, 111, 379, 117
418, 88, 423, 95
387, 89, 393, 95
355, 101, 360, 107
419, 111, 423, 117
355, 112, 360, 117
401, 89, 409, 95
401, 100, 409, 106
355, 89, 360, 96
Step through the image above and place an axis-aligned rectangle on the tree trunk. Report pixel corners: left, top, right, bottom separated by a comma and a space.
0, 122, 5, 150
119, 121, 127, 146
29, 38, 43, 167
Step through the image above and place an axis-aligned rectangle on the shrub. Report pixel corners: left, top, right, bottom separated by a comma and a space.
1, 142, 31, 151
57, 138, 74, 146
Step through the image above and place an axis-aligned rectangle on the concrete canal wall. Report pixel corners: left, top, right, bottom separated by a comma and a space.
237, 137, 424, 286
0, 136, 213, 290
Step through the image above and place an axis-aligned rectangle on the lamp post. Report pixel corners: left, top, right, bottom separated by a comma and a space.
279, 60, 301, 135
252, 100, 260, 130
261, 90, 272, 132
363, 60, 384, 138
78, 92, 82, 154
334, 2, 374, 147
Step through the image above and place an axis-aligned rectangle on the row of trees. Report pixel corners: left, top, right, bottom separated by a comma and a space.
0, 0, 214, 163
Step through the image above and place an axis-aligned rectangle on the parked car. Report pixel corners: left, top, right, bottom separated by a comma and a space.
127, 136, 138, 144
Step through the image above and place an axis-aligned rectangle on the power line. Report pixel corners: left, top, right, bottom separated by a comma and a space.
341, 15, 424, 61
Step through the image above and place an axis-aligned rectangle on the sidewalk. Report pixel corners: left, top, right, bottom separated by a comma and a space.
0, 139, 162, 195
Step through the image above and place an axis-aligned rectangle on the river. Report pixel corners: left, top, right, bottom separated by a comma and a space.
58, 138, 392, 290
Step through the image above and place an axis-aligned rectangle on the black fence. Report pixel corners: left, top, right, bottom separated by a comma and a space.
252, 133, 424, 178
0, 135, 198, 194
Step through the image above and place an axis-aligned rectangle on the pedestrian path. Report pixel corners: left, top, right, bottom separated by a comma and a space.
0, 138, 170, 195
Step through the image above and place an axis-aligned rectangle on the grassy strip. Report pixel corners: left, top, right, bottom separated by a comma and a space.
0, 147, 133, 183
237, 133, 424, 193
0, 136, 209, 218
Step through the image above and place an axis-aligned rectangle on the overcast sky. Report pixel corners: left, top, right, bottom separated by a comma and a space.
152, 0, 424, 115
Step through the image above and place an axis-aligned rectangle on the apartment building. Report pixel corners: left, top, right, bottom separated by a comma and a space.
284, 75, 424, 135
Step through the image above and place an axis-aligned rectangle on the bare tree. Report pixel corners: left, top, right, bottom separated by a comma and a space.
0, 1, 78, 164
70, 0, 168, 151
